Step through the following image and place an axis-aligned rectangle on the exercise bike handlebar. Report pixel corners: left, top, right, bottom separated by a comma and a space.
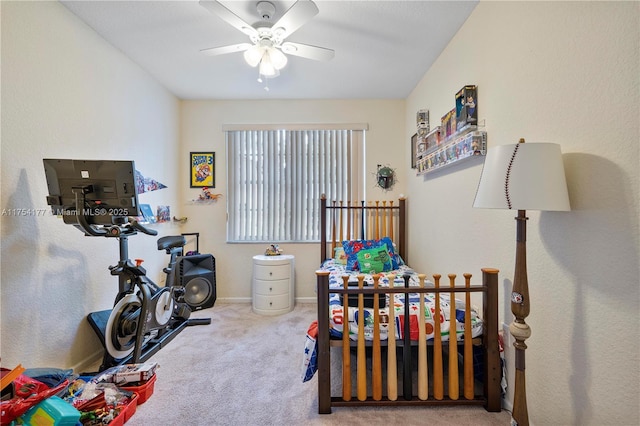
70, 187, 158, 237
129, 218, 158, 236
77, 211, 109, 236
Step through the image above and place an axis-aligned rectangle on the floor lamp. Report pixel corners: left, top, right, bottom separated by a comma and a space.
473, 139, 570, 426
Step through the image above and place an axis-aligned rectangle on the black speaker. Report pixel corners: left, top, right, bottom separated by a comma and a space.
177, 254, 216, 311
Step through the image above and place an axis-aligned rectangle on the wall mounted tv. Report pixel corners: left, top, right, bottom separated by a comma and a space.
43, 159, 140, 226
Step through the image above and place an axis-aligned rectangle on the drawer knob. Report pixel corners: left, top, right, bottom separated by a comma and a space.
269, 302, 273, 306
269, 272, 273, 276
269, 287, 273, 292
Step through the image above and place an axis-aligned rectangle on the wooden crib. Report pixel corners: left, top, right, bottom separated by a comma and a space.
314, 195, 502, 413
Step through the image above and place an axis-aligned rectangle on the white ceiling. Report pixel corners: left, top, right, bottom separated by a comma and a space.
61, 0, 478, 100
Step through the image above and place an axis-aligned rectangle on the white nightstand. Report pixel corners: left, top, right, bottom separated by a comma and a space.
252, 254, 295, 315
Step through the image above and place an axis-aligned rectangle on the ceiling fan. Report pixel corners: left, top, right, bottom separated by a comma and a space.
199, 0, 335, 80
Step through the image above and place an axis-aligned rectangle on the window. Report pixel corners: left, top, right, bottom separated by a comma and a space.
226, 125, 366, 242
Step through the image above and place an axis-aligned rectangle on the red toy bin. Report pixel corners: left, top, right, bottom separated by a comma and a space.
121, 374, 156, 405
107, 392, 138, 426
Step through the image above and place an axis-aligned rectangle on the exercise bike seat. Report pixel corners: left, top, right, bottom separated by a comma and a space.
157, 235, 186, 252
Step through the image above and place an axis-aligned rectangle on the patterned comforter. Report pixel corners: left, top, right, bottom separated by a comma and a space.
320, 259, 484, 342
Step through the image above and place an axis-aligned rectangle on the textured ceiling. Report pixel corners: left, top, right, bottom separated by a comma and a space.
61, 0, 478, 100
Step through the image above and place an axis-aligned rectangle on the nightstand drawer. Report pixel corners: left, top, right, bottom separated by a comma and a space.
252, 254, 295, 316
254, 264, 290, 281
253, 293, 290, 311
254, 279, 289, 296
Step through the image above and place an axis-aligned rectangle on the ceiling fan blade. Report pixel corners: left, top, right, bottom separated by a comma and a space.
281, 42, 334, 62
272, 0, 319, 39
199, 1, 258, 37
200, 43, 252, 56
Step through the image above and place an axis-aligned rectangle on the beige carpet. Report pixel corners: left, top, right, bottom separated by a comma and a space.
124, 303, 511, 426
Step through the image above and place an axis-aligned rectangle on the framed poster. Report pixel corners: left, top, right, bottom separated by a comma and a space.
411, 133, 418, 169
190, 152, 215, 188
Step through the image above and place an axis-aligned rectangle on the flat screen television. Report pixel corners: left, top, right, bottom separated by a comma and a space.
43, 159, 140, 226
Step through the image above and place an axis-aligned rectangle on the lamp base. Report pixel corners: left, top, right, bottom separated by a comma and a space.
510, 210, 530, 426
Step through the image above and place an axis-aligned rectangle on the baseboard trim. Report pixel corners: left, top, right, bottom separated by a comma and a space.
218, 297, 317, 304
502, 396, 513, 413
217, 297, 252, 303
72, 349, 104, 374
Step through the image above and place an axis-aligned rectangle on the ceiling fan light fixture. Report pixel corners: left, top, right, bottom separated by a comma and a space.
244, 44, 264, 67
259, 52, 279, 77
269, 48, 288, 70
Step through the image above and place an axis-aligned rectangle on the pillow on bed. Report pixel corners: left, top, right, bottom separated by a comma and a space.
333, 247, 347, 265
343, 237, 401, 271
356, 245, 392, 273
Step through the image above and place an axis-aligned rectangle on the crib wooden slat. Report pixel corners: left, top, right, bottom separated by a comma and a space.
433, 274, 444, 400
387, 274, 398, 401
418, 274, 428, 400
331, 201, 337, 254
356, 275, 367, 401
382, 201, 387, 237
448, 274, 460, 400
346, 201, 351, 240
464, 273, 474, 400
351, 201, 357, 240
341, 276, 351, 401
389, 201, 394, 242
402, 274, 412, 400
367, 201, 373, 239
375, 201, 381, 239
372, 274, 382, 401
360, 201, 365, 240
339, 201, 344, 244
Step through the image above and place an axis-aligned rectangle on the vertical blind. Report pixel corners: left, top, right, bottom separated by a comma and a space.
226, 127, 365, 242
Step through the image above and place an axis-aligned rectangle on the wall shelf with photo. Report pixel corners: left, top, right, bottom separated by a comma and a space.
415, 124, 486, 175
414, 85, 486, 175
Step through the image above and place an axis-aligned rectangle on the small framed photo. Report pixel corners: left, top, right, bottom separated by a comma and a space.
157, 205, 170, 223
138, 204, 156, 224
190, 152, 215, 188
411, 133, 418, 169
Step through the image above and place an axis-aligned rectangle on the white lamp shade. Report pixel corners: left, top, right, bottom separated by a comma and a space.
474, 142, 570, 211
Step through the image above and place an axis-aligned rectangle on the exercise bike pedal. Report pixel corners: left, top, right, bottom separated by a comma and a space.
173, 303, 191, 321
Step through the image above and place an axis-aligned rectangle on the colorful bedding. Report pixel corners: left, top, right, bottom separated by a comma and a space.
320, 258, 484, 342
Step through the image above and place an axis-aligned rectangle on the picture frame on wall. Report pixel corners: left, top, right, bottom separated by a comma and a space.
138, 204, 156, 224
411, 133, 418, 169
190, 152, 215, 188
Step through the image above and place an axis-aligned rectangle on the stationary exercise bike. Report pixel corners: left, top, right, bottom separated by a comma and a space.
80, 215, 212, 370
43, 160, 213, 370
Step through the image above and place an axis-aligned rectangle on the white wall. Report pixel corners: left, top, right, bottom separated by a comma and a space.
2, 2, 638, 424
1, 2, 180, 370
404, 2, 639, 424
0, 1, 406, 371
179, 99, 405, 302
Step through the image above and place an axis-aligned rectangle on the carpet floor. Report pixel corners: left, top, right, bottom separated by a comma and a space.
123, 303, 511, 425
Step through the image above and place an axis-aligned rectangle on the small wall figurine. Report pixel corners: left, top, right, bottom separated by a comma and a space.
375, 164, 397, 191
197, 187, 223, 202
